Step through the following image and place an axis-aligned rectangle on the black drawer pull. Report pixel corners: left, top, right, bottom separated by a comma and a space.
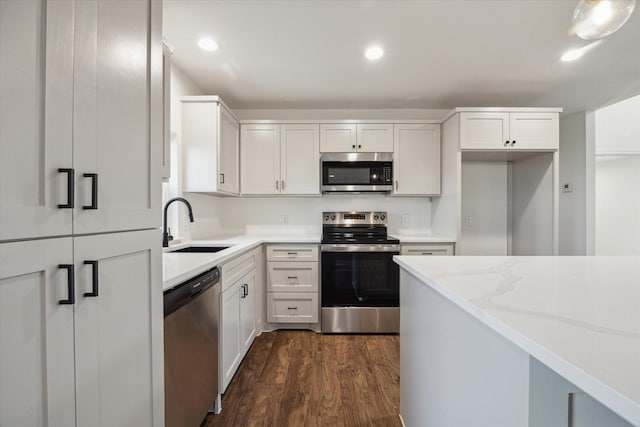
287, 306, 298, 310
58, 264, 75, 305
83, 173, 98, 209
57, 168, 75, 209
287, 252, 298, 255
287, 276, 298, 280
83, 260, 99, 297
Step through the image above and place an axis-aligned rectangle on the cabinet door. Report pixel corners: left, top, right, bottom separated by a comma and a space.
73, 229, 163, 427
0, 0, 74, 241
241, 124, 281, 194
239, 272, 256, 351
459, 112, 510, 150
320, 124, 356, 152
281, 124, 320, 195
161, 43, 172, 180
220, 282, 241, 393
393, 124, 441, 195
218, 105, 240, 194
357, 124, 393, 152
509, 113, 559, 150
73, 0, 162, 235
0, 238, 76, 427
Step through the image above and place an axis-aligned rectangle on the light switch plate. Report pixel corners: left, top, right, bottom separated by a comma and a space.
563, 183, 573, 193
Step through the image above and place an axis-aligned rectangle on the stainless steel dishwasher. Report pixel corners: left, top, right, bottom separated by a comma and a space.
164, 267, 220, 427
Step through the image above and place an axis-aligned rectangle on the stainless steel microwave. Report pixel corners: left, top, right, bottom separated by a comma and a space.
320, 152, 393, 193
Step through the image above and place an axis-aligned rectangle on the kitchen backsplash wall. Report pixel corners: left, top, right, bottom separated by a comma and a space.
187, 194, 432, 237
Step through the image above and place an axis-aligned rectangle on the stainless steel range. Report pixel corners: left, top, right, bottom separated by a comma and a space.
320, 211, 400, 333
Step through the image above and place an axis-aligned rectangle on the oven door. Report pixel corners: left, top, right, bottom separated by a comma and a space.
321, 245, 400, 307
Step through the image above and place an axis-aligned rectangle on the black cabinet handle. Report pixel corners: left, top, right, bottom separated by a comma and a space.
240, 284, 247, 298
504, 140, 510, 146
58, 264, 75, 305
287, 276, 298, 280
83, 173, 98, 210
358, 145, 361, 149
512, 140, 516, 145
57, 168, 75, 208
352, 144, 356, 149
83, 260, 99, 297
287, 306, 298, 310
220, 173, 225, 184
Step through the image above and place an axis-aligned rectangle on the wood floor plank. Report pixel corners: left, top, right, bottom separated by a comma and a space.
205, 330, 401, 427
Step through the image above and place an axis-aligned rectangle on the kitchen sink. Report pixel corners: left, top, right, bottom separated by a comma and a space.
171, 246, 230, 253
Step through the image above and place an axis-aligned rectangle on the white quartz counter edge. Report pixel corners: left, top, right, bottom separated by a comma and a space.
162, 235, 320, 292
394, 256, 640, 426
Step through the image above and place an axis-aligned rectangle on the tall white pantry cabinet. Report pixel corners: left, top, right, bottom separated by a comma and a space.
0, 1, 164, 427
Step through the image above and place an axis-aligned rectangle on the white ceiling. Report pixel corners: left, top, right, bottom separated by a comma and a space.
163, 0, 640, 114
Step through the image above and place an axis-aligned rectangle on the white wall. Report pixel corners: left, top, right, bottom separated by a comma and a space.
594, 95, 640, 255
512, 153, 554, 255
558, 111, 595, 255
460, 161, 509, 255
431, 113, 459, 237
164, 63, 208, 240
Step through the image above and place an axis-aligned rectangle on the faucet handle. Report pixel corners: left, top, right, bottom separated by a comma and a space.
167, 227, 174, 242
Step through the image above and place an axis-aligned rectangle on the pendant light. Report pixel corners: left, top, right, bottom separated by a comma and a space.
572, 0, 636, 40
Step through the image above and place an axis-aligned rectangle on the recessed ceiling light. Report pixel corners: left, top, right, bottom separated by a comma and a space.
561, 48, 585, 62
365, 45, 384, 60
198, 37, 219, 52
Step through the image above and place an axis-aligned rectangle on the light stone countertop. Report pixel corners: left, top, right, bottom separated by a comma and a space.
394, 255, 640, 426
163, 232, 454, 292
162, 234, 320, 292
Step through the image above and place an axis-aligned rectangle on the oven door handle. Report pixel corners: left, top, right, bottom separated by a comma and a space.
320, 244, 400, 253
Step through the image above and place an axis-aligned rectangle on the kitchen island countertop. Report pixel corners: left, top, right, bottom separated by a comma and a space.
394, 255, 640, 425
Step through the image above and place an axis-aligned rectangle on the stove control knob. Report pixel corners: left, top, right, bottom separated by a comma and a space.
374, 215, 379, 221
324, 215, 330, 221
380, 214, 386, 221
331, 214, 336, 220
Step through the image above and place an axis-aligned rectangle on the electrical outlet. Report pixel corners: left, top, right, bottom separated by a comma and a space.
465, 216, 472, 228
401, 214, 409, 225
562, 183, 573, 193
282, 214, 289, 224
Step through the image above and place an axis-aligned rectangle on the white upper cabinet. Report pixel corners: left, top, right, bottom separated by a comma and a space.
0, 0, 74, 241
320, 123, 393, 153
509, 112, 559, 150
357, 123, 394, 152
72, 0, 162, 235
219, 106, 240, 194
393, 124, 441, 196
0, 0, 162, 240
459, 110, 559, 151
242, 124, 319, 195
182, 97, 240, 196
281, 124, 320, 195
319, 124, 356, 152
241, 124, 281, 194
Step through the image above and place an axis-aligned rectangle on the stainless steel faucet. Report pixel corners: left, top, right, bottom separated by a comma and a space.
162, 197, 194, 247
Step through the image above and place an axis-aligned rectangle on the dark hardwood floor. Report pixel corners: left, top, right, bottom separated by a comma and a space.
204, 330, 401, 427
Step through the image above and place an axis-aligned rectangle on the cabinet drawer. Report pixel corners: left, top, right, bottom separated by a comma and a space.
267, 292, 318, 323
219, 249, 257, 292
401, 243, 455, 256
266, 244, 318, 261
267, 262, 318, 292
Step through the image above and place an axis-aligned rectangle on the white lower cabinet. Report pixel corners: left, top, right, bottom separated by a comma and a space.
401, 242, 455, 256
219, 250, 257, 393
266, 244, 319, 324
266, 292, 318, 323
0, 229, 163, 427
